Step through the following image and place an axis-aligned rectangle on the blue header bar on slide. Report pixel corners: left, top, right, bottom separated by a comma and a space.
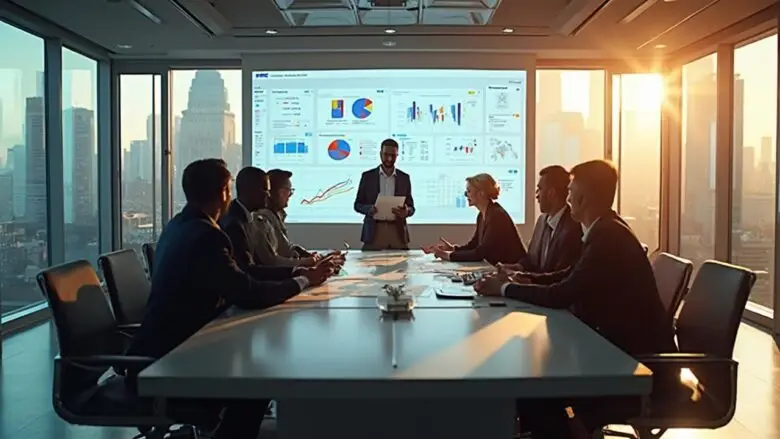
253, 69, 526, 80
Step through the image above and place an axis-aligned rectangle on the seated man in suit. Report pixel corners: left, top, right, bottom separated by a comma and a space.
501, 165, 581, 273
220, 166, 320, 269
128, 159, 334, 439
423, 173, 527, 265
354, 138, 415, 250
475, 160, 676, 439
254, 169, 325, 267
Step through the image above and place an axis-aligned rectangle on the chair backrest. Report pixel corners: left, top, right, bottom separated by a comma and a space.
676, 260, 756, 357
98, 249, 151, 326
37, 260, 118, 357
141, 243, 156, 277
651, 252, 693, 319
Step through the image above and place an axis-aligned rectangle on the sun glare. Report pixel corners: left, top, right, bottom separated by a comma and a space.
622, 73, 665, 111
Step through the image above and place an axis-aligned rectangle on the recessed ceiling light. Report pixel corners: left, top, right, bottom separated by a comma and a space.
265, 29, 278, 35
502, 27, 514, 33
116, 44, 132, 49
384, 28, 396, 34
654, 44, 667, 49
382, 40, 397, 47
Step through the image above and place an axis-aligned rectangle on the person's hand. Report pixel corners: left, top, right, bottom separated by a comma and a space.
509, 274, 531, 284
421, 244, 442, 254
392, 205, 410, 219
474, 275, 505, 297
496, 262, 523, 273
301, 256, 318, 267
369, 206, 378, 216
301, 263, 335, 286
433, 248, 452, 261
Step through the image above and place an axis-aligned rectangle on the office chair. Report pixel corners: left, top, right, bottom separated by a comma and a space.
142, 243, 156, 278
37, 260, 203, 439
98, 248, 151, 327
602, 260, 755, 439
651, 253, 693, 322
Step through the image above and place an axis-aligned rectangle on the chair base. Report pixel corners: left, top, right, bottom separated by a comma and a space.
132, 425, 200, 439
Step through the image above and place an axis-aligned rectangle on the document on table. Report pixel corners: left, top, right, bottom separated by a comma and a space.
373, 195, 406, 221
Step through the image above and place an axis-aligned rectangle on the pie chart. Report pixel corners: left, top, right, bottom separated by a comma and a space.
328, 139, 351, 161
352, 98, 373, 119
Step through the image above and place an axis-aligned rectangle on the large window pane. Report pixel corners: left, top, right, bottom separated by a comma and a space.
62, 48, 98, 266
0, 21, 47, 316
120, 74, 162, 252
612, 73, 663, 252
732, 35, 777, 310
171, 70, 242, 211
535, 70, 605, 218
680, 54, 717, 269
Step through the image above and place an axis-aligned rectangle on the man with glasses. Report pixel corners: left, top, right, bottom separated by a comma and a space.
254, 168, 323, 266
354, 138, 415, 250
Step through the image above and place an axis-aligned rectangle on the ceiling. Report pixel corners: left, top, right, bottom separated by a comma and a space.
7, 0, 779, 59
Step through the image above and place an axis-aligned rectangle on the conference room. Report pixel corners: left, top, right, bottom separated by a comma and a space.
1, 0, 780, 438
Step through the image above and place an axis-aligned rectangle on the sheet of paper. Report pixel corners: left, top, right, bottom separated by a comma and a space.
373, 195, 406, 221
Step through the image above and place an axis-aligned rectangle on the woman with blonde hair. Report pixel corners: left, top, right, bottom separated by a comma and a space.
422, 173, 526, 264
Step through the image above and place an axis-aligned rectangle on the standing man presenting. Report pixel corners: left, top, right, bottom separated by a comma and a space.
354, 138, 415, 250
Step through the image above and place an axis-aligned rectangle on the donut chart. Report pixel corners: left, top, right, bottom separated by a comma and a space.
351, 98, 373, 119
327, 139, 351, 160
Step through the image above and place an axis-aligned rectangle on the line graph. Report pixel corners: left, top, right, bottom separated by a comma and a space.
300, 177, 355, 205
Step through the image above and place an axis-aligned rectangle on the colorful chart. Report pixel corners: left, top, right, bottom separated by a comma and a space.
327, 139, 351, 160
351, 98, 373, 119
331, 99, 344, 119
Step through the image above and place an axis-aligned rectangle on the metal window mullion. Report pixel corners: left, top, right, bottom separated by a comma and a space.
662, 67, 683, 255
242, 66, 252, 168
44, 38, 65, 265
604, 71, 613, 161
161, 72, 172, 226
97, 59, 117, 253
713, 45, 735, 262
109, 63, 122, 249
773, 24, 780, 335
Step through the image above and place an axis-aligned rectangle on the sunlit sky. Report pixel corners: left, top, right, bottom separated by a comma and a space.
0, 18, 777, 166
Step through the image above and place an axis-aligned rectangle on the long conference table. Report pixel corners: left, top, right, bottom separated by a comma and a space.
138, 250, 652, 439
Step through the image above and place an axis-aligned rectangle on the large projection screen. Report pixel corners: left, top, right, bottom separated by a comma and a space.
243, 53, 536, 250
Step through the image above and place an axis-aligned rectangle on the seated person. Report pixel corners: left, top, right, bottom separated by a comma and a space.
475, 160, 676, 439
501, 165, 581, 273
422, 173, 527, 265
254, 169, 322, 267
127, 159, 335, 439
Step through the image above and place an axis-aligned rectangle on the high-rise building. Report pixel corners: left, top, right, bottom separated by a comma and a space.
126, 139, 146, 182
175, 71, 237, 207
0, 170, 13, 222
25, 97, 46, 231
62, 108, 95, 225
10, 144, 25, 218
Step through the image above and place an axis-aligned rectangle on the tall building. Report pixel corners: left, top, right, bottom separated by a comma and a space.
10, 144, 25, 218
62, 108, 95, 224
176, 70, 236, 206
732, 76, 745, 229
0, 170, 13, 222
25, 97, 46, 231
126, 139, 146, 182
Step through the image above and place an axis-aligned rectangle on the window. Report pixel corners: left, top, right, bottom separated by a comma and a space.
535, 70, 605, 218
680, 54, 717, 270
612, 73, 663, 252
62, 48, 98, 266
732, 35, 777, 310
120, 74, 162, 253
0, 21, 47, 316
171, 70, 242, 212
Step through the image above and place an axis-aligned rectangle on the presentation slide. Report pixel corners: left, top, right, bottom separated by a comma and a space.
251, 69, 527, 224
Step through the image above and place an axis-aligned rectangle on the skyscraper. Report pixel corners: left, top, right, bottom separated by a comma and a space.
25, 97, 46, 231
11, 144, 25, 218
63, 108, 95, 225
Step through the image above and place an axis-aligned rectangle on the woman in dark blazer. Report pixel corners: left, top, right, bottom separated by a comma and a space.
422, 173, 527, 265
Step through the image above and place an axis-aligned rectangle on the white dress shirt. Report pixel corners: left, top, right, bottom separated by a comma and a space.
379, 167, 397, 196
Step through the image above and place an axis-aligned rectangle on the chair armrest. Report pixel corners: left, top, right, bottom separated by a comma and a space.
117, 323, 141, 338
59, 354, 156, 373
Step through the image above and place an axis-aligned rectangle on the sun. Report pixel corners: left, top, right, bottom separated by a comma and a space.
622, 74, 664, 111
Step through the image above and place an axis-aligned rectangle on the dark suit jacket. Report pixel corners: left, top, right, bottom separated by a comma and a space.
504, 211, 676, 356
450, 202, 527, 265
353, 167, 415, 244
518, 205, 582, 273
127, 205, 301, 360
219, 200, 299, 274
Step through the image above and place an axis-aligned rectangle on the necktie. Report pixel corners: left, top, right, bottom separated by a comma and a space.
539, 222, 553, 269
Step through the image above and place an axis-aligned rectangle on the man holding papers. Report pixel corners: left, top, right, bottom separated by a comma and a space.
354, 138, 415, 250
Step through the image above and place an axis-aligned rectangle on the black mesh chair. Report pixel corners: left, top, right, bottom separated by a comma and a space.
98, 249, 151, 327
651, 253, 693, 322
141, 243, 156, 278
37, 260, 190, 438
602, 260, 755, 439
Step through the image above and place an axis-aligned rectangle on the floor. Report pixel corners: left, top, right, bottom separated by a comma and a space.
1, 321, 779, 439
